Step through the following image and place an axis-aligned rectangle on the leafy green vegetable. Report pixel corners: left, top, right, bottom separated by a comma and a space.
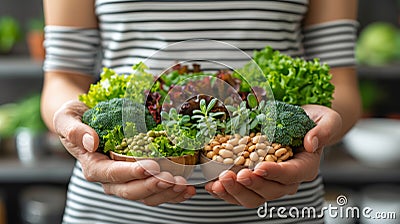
82, 98, 156, 151
161, 108, 199, 150
191, 98, 225, 143
236, 46, 334, 107
225, 101, 251, 136
82, 98, 125, 149
150, 134, 196, 157
126, 62, 155, 104
79, 62, 154, 108
79, 68, 130, 108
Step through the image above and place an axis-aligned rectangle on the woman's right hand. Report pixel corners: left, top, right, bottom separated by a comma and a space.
53, 100, 196, 206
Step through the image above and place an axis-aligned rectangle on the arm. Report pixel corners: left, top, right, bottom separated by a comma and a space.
205, 0, 361, 208
41, 0, 195, 205
303, 0, 362, 146
41, 0, 98, 132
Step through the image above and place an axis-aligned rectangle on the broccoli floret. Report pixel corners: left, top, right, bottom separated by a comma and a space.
82, 98, 157, 149
270, 101, 316, 147
82, 98, 124, 148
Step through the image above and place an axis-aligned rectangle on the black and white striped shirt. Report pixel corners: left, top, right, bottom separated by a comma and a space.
44, 0, 357, 223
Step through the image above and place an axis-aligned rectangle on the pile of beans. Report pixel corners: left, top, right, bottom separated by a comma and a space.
203, 133, 294, 167
114, 130, 167, 157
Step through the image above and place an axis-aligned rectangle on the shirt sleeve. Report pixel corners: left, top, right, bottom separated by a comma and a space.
302, 19, 359, 68
43, 26, 101, 76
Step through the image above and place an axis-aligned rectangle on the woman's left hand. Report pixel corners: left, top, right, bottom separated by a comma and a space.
205, 104, 342, 208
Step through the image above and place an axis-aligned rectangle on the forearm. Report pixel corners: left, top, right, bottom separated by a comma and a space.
41, 71, 94, 132
329, 67, 362, 144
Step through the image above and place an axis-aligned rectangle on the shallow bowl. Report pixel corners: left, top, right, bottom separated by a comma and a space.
342, 118, 400, 168
110, 151, 199, 178
199, 153, 246, 181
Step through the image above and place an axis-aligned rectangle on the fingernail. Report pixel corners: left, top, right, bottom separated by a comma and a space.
312, 137, 319, 152
213, 190, 226, 197
157, 181, 173, 189
82, 133, 94, 152
184, 193, 193, 199
238, 178, 252, 186
261, 171, 268, 177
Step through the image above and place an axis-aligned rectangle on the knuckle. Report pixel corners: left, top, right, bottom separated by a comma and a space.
82, 166, 97, 182
288, 184, 299, 195
65, 125, 81, 143
307, 171, 319, 182
102, 184, 112, 195
104, 165, 118, 183
83, 171, 97, 182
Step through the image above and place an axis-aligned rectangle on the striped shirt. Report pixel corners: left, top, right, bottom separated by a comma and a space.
43, 0, 357, 223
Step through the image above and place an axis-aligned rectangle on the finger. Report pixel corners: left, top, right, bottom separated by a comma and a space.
143, 177, 196, 206
302, 105, 342, 152
219, 171, 265, 208
236, 169, 299, 201
82, 154, 160, 183
53, 100, 99, 154
204, 181, 222, 199
210, 179, 241, 206
253, 152, 321, 184
103, 171, 175, 201
168, 176, 196, 203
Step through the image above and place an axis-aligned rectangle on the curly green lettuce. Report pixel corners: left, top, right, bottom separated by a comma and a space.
79, 62, 154, 108
236, 46, 335, 107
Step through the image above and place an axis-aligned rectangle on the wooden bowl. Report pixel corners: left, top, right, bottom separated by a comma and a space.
110, 151, 199, 178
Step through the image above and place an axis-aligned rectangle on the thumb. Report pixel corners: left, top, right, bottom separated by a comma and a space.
54, 100, 99, 154
303, 116, 341, 153
301, 105, 342, 153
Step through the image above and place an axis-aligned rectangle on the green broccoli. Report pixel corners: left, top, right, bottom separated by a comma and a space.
272, 101, 316, 147
82, 98, 124, 149
82, 98, 157, 150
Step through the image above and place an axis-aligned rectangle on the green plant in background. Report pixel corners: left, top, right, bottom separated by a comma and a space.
356, 22, 400, 66
0, 94, 47, 137
0, 16, 22, 53
358, 80, 386, 114
27, 17, 44, 31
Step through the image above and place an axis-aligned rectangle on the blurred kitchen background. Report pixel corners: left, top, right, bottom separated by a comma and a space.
0, 0, 400, 223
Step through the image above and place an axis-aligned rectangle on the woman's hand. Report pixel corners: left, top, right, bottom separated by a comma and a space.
205, 104, 342, 208
53, 100, 196, 206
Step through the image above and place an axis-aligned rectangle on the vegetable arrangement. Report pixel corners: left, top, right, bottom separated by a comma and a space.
79, 46, 333, 171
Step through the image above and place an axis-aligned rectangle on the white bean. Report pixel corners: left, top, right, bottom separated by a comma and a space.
219, 149, 234, 158
233, 144, 246, 154
238, 136, 250, 145
250, 152, 259, 162
223, 158, 234, 164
